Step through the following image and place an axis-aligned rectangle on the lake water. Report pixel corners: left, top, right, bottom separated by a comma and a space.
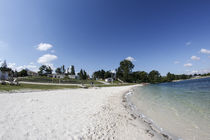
130, 78, 210, 140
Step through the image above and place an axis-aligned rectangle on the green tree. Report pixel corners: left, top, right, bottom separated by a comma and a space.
166, 72, 175, 82
139, 71, 148, 83
46, 66, 52, 75
117, 60, 134, 82
93, 69, 106, 79
71, 65, 75, 75
116, 68, 123, 80
78, 69, 88, 80
0, 60, 12, 72
55, 67, 62, 74
148, 70, 161, 83
131, 71, 148, 83
14, 70, 18, 77
61, 65, 65, 74
100, 70, 105, 79
104, 71, 112, 79
38, 65, 52, 76
18, 69, 28, 77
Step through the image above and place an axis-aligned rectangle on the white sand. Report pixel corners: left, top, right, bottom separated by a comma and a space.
0, 86, 160, 140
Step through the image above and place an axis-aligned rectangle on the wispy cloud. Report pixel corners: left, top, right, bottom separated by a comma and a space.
186, 69, 210, 74
37, 43, 53, 51
174, 61, 180, 64
125, 56, 136, 62
191, 56, 200, 61
200, 48, 210, 54
185, 41, 191, 46
37, 54, 58, 65
184, 63, 192, 67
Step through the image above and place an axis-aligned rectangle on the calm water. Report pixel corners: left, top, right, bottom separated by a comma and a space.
130, 78, 210, 140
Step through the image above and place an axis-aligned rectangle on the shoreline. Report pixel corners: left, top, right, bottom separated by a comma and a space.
172, 75, 210, 82
79, 85, 163, 139
123, 85, 179, 140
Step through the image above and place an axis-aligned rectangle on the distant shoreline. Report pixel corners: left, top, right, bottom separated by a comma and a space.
172, 75, 210, 82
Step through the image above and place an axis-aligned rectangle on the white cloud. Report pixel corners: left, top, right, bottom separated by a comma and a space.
7, 62, 38, 72
185, 41, 191, 46
200, 48, 210, 54
191, 56, 200, 61
111, 70, 116, 73
184, 63, 192, 67
125, 56, 136, 62
37, 43, 53, 51
174, 61, 180, 64
8, 63, 16, 69
37, 54, 58, 65
27, 64, 38, 70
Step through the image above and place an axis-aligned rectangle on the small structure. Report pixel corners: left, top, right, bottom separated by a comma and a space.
68, 75, 76, 79
51, 74, 65, 79
26, 69, 38, 76
105, 78, 113, 83
0, 70, 9, 80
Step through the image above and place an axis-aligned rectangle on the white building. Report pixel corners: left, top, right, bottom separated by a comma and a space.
105, 78, 113, 83
0, 71, 9, 80
26, 69, 38, 76
68, 75, 76, 79
51, 74, 65, 79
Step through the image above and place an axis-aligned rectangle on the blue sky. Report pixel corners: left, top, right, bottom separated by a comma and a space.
0, 0, 210, 75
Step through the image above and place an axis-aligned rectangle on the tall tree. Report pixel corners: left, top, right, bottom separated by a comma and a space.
38, 65, 52, 76
93, 69, 106, 79
55, 67, 62, 74
148, 70, 161, 83
104, 71, 112, 79
116, 68, 123, 80
71, 65, 75, 75
0, 60, 14, 78
79, 69, 88, 80
61, 65, 65, 74
166, 72, 175, 82
45, 66, 53, 75
18, 69, 28, 77
139, 71, 148, 83
0, 60, 12, 72
117, 60, 134, 82
1, 60, 7, 68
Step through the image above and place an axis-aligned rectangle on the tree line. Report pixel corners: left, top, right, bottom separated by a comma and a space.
1, 59, 210, 83
38, 64, 89, 80
93, 59, 207, 84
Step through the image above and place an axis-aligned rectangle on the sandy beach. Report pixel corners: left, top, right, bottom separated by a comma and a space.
0, 85, 162, 140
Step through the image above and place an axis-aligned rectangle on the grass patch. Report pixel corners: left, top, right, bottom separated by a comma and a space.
18, 76, 102, 84
0, 84, 79, 92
